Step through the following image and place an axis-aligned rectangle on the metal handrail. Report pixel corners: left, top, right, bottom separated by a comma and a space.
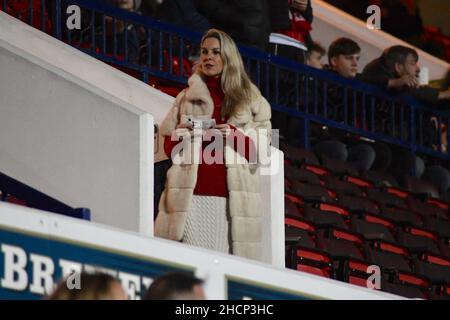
2, 0, 449, 163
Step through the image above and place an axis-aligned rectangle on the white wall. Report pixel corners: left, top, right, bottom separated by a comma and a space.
311, 0, 449, 81
0, 12, 166, 235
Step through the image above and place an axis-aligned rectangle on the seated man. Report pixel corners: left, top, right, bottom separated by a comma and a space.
361, 45, 450, 192
361, 45, 450, 105
306, 41, 326, 70
312, 38, 376, 171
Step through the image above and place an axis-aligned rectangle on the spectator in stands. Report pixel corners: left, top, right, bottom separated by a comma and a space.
80, 0, 143, 63
312, 38, 376, 171
361, 46, 450, 105
268, 0, 315, 143
193, 0, 270, 51
155, 0, 211, 73
155, 29, 271, 261
275, 41, 326, 145
144, 272, 206, 300
268, 0, 314, 64
306, 42, 326, 69
157, 0, 210, 34
48, 272, 128, 300
361, 45, 450, 191
140, 0, 160, 18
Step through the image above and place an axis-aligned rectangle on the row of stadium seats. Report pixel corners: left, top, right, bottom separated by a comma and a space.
282, 144, 450, 299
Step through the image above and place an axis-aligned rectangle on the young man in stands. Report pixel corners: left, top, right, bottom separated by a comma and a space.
306, 42, 326, 69
325, 37, 361, 79
361, 45, 450, 104
312, 38, 376, 171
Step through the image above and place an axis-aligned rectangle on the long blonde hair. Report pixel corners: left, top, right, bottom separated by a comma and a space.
198, 29, 258, 118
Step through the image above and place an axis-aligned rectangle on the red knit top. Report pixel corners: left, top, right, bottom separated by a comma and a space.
164, 76, 255, 197
277, 0, 312, 44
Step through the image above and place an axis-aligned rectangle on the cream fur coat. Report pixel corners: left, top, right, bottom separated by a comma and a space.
155, 73, 272, 261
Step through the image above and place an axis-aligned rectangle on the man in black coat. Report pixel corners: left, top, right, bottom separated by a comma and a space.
193, 0, 270, 51
361, 45, 450, 105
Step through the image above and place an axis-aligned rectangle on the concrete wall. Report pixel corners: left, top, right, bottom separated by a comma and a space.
0, 202, 405, 300
0, 12, 162, 235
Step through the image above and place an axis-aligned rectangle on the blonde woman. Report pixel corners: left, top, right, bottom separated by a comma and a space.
155, 29, 271, 261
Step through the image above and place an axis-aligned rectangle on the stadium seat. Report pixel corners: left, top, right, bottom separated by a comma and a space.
285, 217, 317, 249
440, 240, 450, 259
320, 156, 359, 176
379, 205, 423, 227
322, 175, 364, 197
343, 175, 374, 188
340, 258, 373, 287
316, 227, 365, 260
287, 245, 333, 278
380, 279, 426, 299
397, 227, 440, 255
413, 253, 450, 284
351, 214, 396, 242
285, 195, 303, 218
303, 203, 350, 229
363, 170, 399, 188
285, 164, 322, 185
426, 197, 450, 211
366, 188, 407, 209
288, 181, 337, 203
339, 195, 380, 214
407, 197, 449, 220
403, 176, 440, 199
424, 216, 450, 239
365, 240, 412, 273
281, 144, 321, 167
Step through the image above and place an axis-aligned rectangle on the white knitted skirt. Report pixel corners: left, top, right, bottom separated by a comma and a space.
182, 195, 231, 254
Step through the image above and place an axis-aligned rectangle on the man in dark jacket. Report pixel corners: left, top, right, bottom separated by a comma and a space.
361, 45, 450, 187
311, 38, 376, 171
193, 0, 270, 51
158, 0, 210, 33
361, 45, 450, 105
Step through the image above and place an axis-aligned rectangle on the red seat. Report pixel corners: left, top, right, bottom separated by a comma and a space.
366, 240, 412, 273
284, 195, 303, 218
379, 205, 423, 227
316, 228, 365, 260
288, 246, 333, 278
304, 204, 349, 229
397, 226, 440, 255
285, 217, 317, 249
414, 253, 450, 284
351, 213, 396, 242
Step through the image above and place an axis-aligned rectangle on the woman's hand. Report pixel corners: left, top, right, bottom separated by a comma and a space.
171, 123, 193, 139
176, 123, 193, 130
214, 124, 232, 138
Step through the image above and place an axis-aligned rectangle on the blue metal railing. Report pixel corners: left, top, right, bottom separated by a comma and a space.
0, 171, 91, 220
2, 0, 449, 164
